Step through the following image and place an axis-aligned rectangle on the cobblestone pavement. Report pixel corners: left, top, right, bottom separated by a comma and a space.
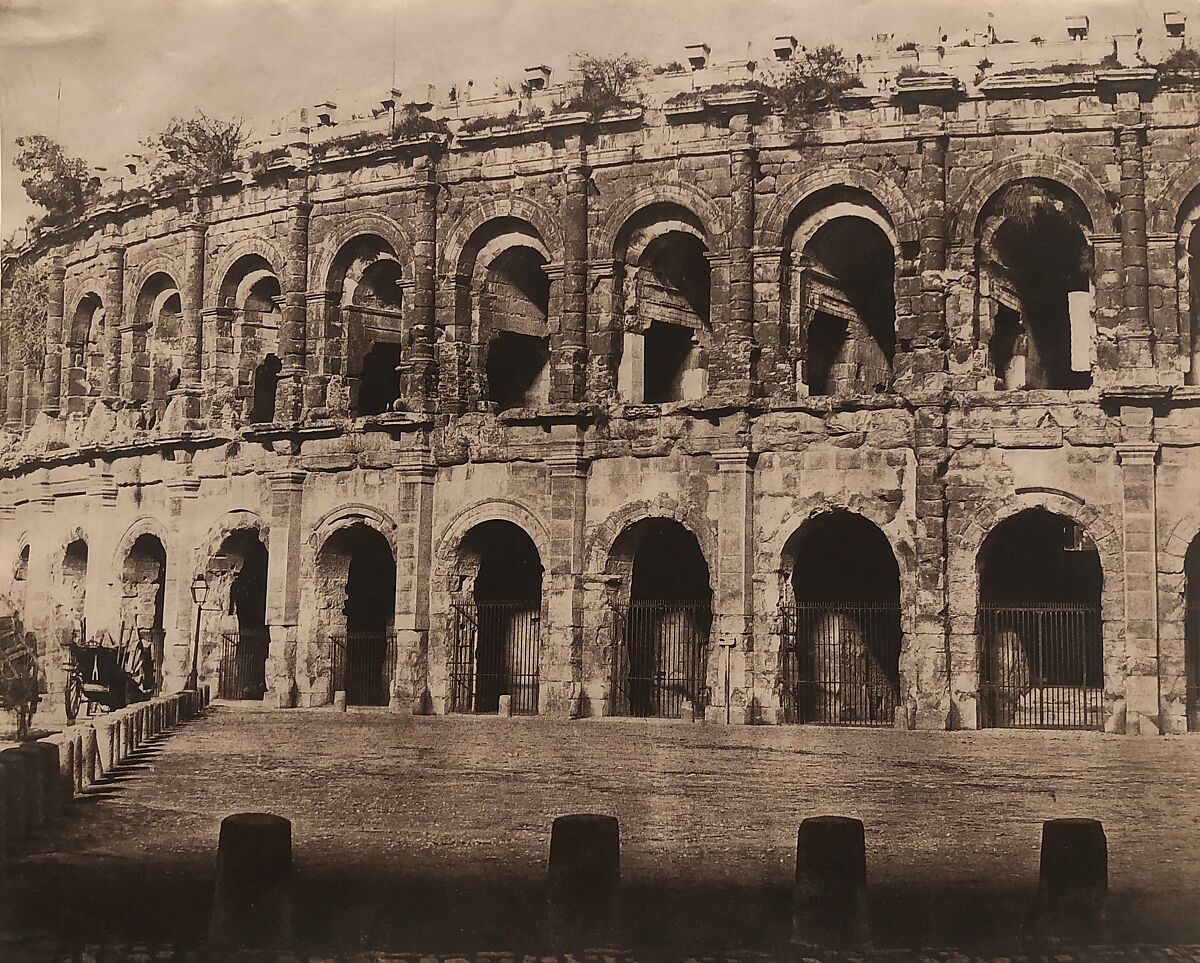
2, 706, 1200, 957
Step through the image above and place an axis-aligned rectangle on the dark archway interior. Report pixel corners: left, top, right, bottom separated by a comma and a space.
802, 217, 895, 396
789, 512, 900, 605
639, 232, 709, 403
988, 182, 1093, 390
484, 246, 550, 318
122, 533, 166, 695
337, 525, 396, 634
486, 331, 549, 412
1186, 539, 1200, 727
979, 509, 1102, 606
643, 320, 694, 404
357, 342, 403, 416
124, 534, 167, 631
356, 259, 404, 309
464, 520, 543, 602
1189, 228, 1200, 387
628, 519, 711, 603
226, 529, 268, 630
62, 539, 88, 641
250, 354, 282, 424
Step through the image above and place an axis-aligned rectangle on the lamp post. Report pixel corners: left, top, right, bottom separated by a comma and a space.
188, 573, 208, 690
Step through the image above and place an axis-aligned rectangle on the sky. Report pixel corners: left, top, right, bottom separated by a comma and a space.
0, 0, 1169, 239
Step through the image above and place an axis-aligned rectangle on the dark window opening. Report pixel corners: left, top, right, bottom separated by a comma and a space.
643, 319, 695, 403
451, 521, 544, 715
249, 354, 282, 424
357, 342, 403, 416
978, 509, 1103, 729
804, 313, 849, 397
782, 512, 901, 726
218, 529, 270, 701
612, 519, 712, 719
639, 233, 711, 326
121, 533, 166, 697
485, 331, 549, 411
990, 304, 1025, 389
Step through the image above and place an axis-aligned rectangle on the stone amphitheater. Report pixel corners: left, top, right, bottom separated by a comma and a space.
4, 14, 1200, 736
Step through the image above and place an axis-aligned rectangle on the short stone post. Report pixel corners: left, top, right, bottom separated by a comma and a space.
29, 741, 67, 818
203, 684, 211, 707
678, 698, 694, 721
123, 713, 134, 759
83, 725, 98, 784
332, 690, 347, 712
95, 720, 116, 776
497, 695, 512, 718
793, 816, 869, 947
546, 813, 620, 945
0, 748, 32, 849
52, 737, 75, 804
1033, 818, 1107, 939
210, 812, 294, 950
70, 729, 84, 791
12, 745, 47, 829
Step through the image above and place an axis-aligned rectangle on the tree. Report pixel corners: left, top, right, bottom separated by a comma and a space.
572, 52, 648, 115
142, 111, 247, 189
776, 45, 857, 122
12, 134, 97, 224
1, 262, 48, 373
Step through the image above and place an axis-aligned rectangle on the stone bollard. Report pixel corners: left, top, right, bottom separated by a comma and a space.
53, 737, 75, 804
203, 684, 211, 707
12, 745, 48, 829
210, 812, 294, 951
546, 813, 620, 945
70, 729, 84, 792
332, 691, 347, 712
0, 748, 32, 849
1033, 818, 1107, 939
28, 741, 66, 820
793, 816, 869, 947
678, 698, 694, 721
497, 695, 512, 718
123, 713, 135, 759
134, 706, 146, 748
95, 720, 116, 776
80, 726, 98, 787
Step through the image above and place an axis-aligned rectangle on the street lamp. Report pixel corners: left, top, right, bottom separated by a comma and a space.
187, 573, 208, 690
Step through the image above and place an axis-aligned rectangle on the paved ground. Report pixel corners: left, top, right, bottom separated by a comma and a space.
2, 705, 1200, 957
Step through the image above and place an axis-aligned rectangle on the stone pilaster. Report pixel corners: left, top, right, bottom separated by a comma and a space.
102, 243, 125, 403
170, 218, 207, 423
277, 198, 311, 422
6, 367, 24, 432
710, 143, 755, 399
1116, 441, 1161, 735
401, 158, 438, 411
265, 468, 305, 707
546, 433, 589, 717
42, 257, 65, 417
1117, 124, 1152, 373
550, 153, 589, 403
1148, 232, 1181, 380
393, 445, 436, 711
709, 448, 755, 723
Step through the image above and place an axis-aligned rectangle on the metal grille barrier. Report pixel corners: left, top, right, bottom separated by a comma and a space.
450, 601, 541, 715
328, 633, 396, 707
779, 602, 901, 727
978, 603, 1103, 730
1189, 597, 1200, 731
218, 629, 270, 700
611, 600, 711, 719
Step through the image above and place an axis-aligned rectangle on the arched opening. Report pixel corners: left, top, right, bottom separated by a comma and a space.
120, 533, 166, 697
66, 293, 105, 411
449, 520, 544, 714
479, 245, 551, 411
978, 508, 1103, 729
615, 206, 712, 404
330, 235, 406, 416
1188, 227, 1200, 386
210, 529, 270, 701
1186, 539, 1200, 730
220, 255, 283, 423
780, 512, 902, 725
133, 272, 183, 420
12, 544, 30, 632
980, 180, 1094, 390
249, 353, 282, 423
56, 539, 88, 647
610, 518, 712, 718
797, 218, 895, 396
316, 523, 396, 706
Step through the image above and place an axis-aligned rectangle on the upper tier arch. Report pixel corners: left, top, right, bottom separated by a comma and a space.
594, 183, 727, 260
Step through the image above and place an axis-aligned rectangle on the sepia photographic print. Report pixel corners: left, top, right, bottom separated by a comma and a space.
1, 0, 1199, 959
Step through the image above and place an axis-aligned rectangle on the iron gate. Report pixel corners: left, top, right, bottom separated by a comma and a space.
611, 600, 711, 718
1189, 595, 1200, 731
450, 601, 541, 714
328, 633, 396, 707
779, 602, 901, 726
218, 629, 270, 700
978, 603, 1103, 730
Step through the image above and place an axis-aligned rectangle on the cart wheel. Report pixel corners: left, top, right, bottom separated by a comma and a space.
64, 666, 82, 722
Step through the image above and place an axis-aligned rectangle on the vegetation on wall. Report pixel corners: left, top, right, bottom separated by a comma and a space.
0, 262, 47, 371
562, 52, 648, 115
1159, 45, 1200, 81
142, 111, 248, 190
11, 135, 98, 225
